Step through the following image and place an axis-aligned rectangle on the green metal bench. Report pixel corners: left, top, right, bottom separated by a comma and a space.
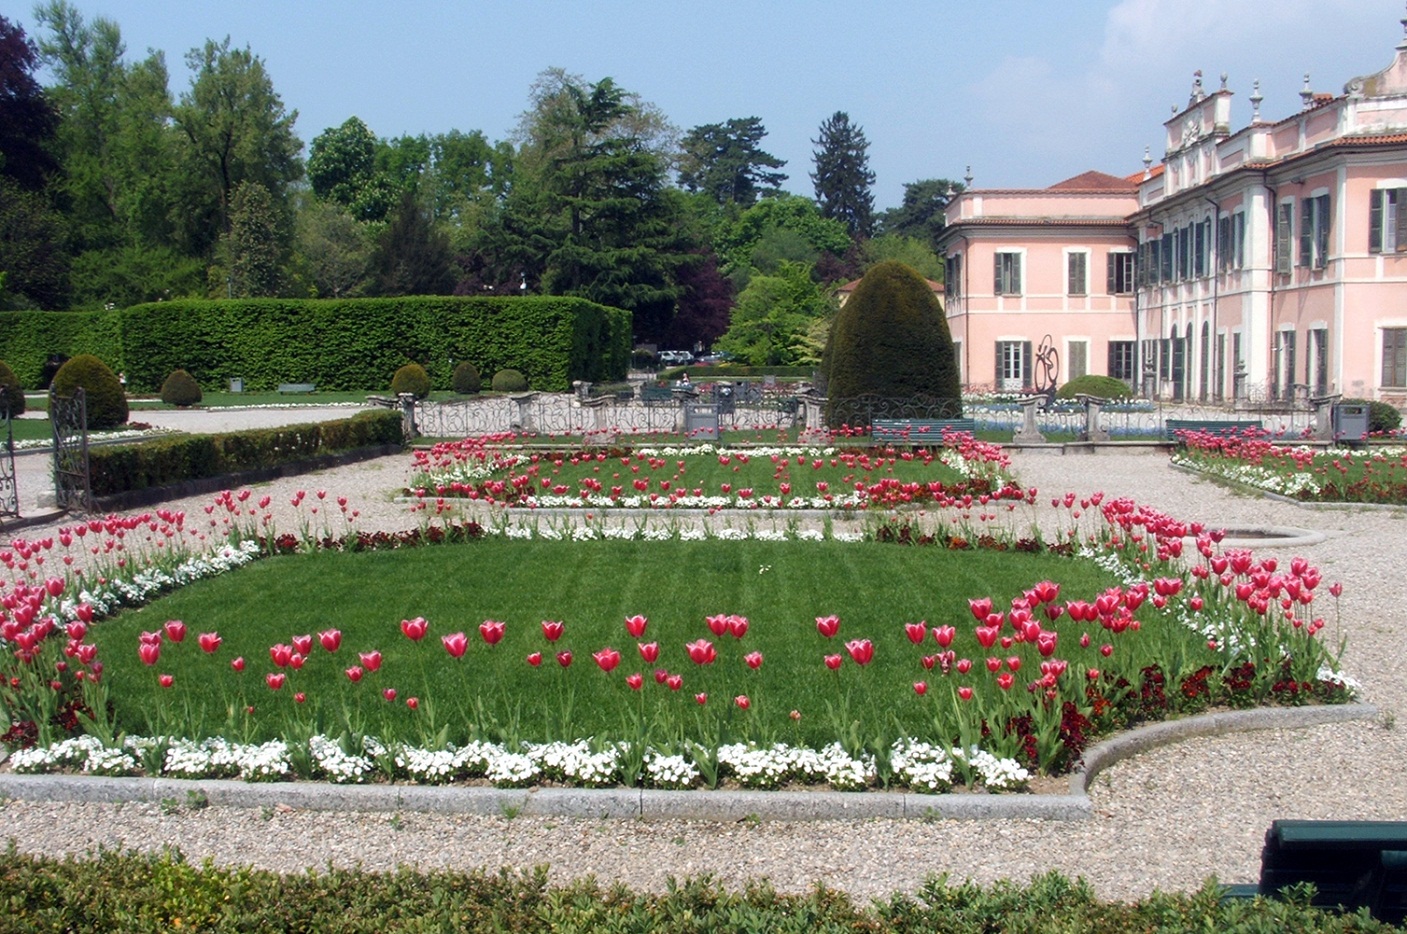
871, 418, 977, 444
1224, 820, 1407, 924
277, 382, 316, 394
639, 385, 675, 404
1163, 418, 1263, 441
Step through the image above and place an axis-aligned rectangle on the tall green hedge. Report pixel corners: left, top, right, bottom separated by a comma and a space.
0, 297, 630, 393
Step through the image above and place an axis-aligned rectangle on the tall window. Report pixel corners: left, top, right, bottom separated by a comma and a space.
1384, 328, 1407, 388
1160, 232, 1173, 282
944, 254, 962, 300
1311, 328, 1329, 396
1066, 251, 1088, 295
1193, 220, 1208, 277
994, 252, 1022, 295
1299, 194, 1330, 269
1108, 341, 1135, 383
1369, 188, 1407, 253
1273, 330, 1297, 400
1107, 252, 1135, 294
1178, 225, 1192, 279
995, 340, 1031, 390
1275, 202, 1294, 274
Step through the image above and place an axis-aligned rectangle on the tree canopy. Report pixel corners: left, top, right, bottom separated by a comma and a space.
0, 16, 58, 190
678, 117, 786, 207
810, 111, 875, 240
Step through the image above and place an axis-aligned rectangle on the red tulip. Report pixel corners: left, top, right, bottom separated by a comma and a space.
75, 603, 94, 624
359, 650, 382, 672
985, 656, 1002, 672
957, 686, 974, 701
593, 647, 622, 673
913, 681, 927, 695
1329, 582, 1343, 597
638, 641, 660, 663
932, 625, 956, 648
694, 692, 708, 705
824, 654, 843, 671
478, 620, 505, 645
666, 673, 683, 691
968, 597, 993, 621
1079, 632, 1091, 648
65, 621, 87, 642
526, 651, 543, 667
269, 643, 293, 668
163, 620, 187, 643
743, 651, 763, 670
294, 692, 306, 704
624, 614, 648, 638
844, 639, 874, 665
727, 615, 749, 639
383, 688, 397, 701
291, 634, 312, 655
231, 656, 245, 672
406, 697, 419, 710
138, 642, 160, 666
198, 632, 222, 653
996, 672, 1015, 691
266, 672, 285, 690
400, 616, 429, 641
1036, 632, 1058, 657
158, 673, 174, 688
345, 666, 364, 682
684, 638, 717, 665
705, 614, 729, 636
815, 615, 840, 638
626, 672, 644, 691
734, 694, 750, 709
956, 658, 972, 674
44, 577, 63, 598
318, 629, 342, 652
541, 620, 565, 642
556, 650, 573, 668
904, 622, 927, 644
1100, 643, 1114, 657
921, 654, 937, 670
442, 632, 469, 658
975, 626, 999, 648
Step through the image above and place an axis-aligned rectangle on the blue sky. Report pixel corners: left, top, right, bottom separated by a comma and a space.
15, 0, 1405, 210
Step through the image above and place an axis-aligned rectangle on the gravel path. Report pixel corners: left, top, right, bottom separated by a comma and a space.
0, 419, 1401, 901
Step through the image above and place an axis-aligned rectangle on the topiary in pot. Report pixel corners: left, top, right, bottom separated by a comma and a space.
160, 369, 203, 407
1056, 374, 1134, 401
50, 354, 128, 430
452, 360, 482, 395
0, 360, 25, 417
391, 363, 432, 400
491, 368, 529, 392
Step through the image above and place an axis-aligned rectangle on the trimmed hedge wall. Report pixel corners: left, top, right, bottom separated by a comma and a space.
0, 297, 630, 393
88, 410, 403, 497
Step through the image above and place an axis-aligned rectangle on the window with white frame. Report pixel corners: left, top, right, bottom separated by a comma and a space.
1066, 251, 1088, 296
1384, 328, 1407, 388
1299, 193, 1330, 269
1369, 188, 1407, 253
995, 340, 1030, 390
1107, 252, 1135, 294
994, 252, 1022, 295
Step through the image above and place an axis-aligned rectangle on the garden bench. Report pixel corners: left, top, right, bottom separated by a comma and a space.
639, 385, 675, 404
1163, 418, 1262, 441
1222, 820, 1407, 924
277, 383, 316, 394
871, 418, 977, 444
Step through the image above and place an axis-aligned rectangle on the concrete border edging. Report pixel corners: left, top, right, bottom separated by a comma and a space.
0, 704, 1374, 822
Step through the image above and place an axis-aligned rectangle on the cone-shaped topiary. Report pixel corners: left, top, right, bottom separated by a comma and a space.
823, 261, 960, 427
1056, 374, 1133, 401
50, 354, 128, 430
391, 363, 431, 400
0, 360, 25, 417
491, 368, 529, 392
160, 369, 203, 407
452, 360, 482, 395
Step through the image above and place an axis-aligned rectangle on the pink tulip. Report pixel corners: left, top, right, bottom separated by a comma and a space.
359, 650, 382, 672
624, 615, 648, 637
198, 632, 222, 653
593, 647, 622, 673
383, 688, 397, 701
541, 620, 565, 642
743, 651, 763, 670
904, 622, 927, 644
526, 651, 543, 667
291, 634, 312, 655
556, 650, 573, 668
694, 692, 708, 705
1100, 643, 1114, 657
824, 654, 843, 671
932, 625, 956, 648
400, 617, 428, 641
266, 672, 285, 690
406, 697, 419, 710
44, 577, 63, 598
666, 673, 683, 691
163, 620, 187, 643
1036, 632, 1058, 657
626, 672, 644, 691
289, 653, 305, 670
65, 621, 87, 641
684, 639, 717, 665
318, 629, 342, 652
996, 672, 1015, 691
957, 686, 974, 701
815, 615, 840, 638
75, 603, 93, 624
442, 632, 469, 659
345, 666, 364, 682
956, 658, 972, 674
968, 597, 993, 621
844, 639, 874, 665
138, 642, 160, 666
158, 673, 174, 688
269, 644, 293, 668
1006, 656, 1022, 672
294, 692, 306, 704
727, 615, 749, 639
975, 626, 999, 648
734, 694, 750, 709
638, 641, 660, 663
913, 681, 927, 695
478, 620, 505, 645
231, 656, 245, 672
705, 614, 729, 636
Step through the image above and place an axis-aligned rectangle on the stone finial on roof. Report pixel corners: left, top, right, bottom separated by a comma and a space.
1220, 72, 1228, 92
1250, 80, 1263, 121
964, 165, 973, 188
1142, 146, 1152, 180
1300, 73, 1314, 110
1400, 1, 1407, 51
1189, 69, 1205, 107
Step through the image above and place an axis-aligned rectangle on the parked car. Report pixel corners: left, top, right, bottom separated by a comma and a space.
658, 350, 694, 365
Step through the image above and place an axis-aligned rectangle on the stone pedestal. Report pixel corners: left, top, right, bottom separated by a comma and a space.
1078, 394, 1111, 443
398, 392, 418, 439
1311, 393, 1341, 442
1013, 396, 1046, 444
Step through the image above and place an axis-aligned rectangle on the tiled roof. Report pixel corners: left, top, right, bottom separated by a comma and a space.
1048, 170, 1137, 191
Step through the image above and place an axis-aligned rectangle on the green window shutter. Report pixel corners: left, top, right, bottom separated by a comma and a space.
1371, 189, 1384, 253
993, 255, 1002, 294
1315, 195, 1330, 268
1395, 189, 1407, 252
1021, 341, 1032, 386
1107, 253, 1117, 293
1299, 198, 1312, 266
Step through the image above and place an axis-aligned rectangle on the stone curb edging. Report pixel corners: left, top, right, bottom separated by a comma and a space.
1170, 460, 1407, 513
0, 704, 1375, 823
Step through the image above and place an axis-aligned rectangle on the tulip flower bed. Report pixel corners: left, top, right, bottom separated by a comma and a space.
0, 475, 1355, 794
1171, 430, 1407, 504
408, 434, 1013, 511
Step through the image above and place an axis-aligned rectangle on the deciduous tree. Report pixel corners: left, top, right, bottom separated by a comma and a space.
0, 16, 58, 190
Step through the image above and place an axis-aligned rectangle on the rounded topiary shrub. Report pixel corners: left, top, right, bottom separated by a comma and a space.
1056, 374, 1134, 401
1344, 398, 1403, 434
159, 369, 202, 407
0, 361, 25, 417
390, 363, 432, 400
823, 261, 961, 427
50, 354, 128, 430
452, 361, 482, 395
491, 368, 529, 392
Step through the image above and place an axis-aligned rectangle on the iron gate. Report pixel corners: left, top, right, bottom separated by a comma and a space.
50, 388, 93, 513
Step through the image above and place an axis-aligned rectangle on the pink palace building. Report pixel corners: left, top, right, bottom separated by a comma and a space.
937, 15, 1407, 405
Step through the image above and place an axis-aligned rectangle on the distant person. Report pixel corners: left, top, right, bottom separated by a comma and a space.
678, 373, 691, 389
